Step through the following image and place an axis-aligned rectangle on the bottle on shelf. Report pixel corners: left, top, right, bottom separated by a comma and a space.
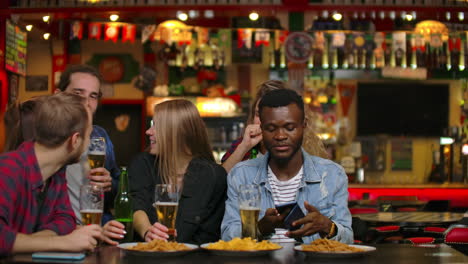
114, 167, 134, 243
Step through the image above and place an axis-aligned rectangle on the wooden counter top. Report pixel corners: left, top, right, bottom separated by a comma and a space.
348, 183, 468, 189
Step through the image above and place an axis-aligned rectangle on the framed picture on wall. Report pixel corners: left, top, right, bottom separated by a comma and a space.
26, 75, 49, 92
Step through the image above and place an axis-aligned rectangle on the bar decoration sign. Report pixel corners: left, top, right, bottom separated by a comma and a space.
5, 20, 27, 76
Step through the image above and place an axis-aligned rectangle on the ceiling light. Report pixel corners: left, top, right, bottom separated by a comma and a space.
458, 12, 464, 21
379, 11, 385, 20
446, 12, 451, 21
332, 12, 342, 21
249, 12, 259, 21
177, 12, 188, 21
109, 14, 119, 22
189, 10, 199, 18
389, 11, 396, 20
322, 10, 329, 19
42, 15, 50, 23
405, 14, 413, 21
43, 33, 50, 40
25, 25, 33, 31
412, 11, 417, 20
204, 10, 214, 19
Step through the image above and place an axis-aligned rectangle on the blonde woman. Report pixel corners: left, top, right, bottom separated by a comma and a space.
129, 99, 227, 244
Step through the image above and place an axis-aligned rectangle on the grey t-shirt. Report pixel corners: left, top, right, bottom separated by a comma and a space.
66, 152, 90, 225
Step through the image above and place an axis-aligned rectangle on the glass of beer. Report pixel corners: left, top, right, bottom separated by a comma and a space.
154, 184, 179, 241
88, 137, 106, 175
79, 184, 104, 225
239, 184, 261, 239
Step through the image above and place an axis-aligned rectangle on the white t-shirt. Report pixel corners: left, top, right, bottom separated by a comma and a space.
267, 166, 303, 242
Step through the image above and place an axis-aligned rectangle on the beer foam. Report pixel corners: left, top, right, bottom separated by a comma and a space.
88, 150, 105, 155
239, 206, 260, 211
154, 202, 178, 206
79, 209, 103, 213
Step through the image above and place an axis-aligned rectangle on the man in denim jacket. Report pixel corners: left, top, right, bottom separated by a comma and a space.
221, 88, 353, 244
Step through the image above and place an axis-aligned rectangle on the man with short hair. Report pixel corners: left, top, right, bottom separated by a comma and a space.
0, 93, 102, 255
221, 87, 353, 244
56, 64, 120, 224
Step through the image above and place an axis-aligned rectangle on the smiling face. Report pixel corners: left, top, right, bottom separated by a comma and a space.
64, 72, 101, 115
260, 103, 305, 162
146, 118, 158, 155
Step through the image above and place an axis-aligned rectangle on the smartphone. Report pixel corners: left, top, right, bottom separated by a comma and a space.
275, 201, 297, 216
32, 252, 86, 261
283, 204, 305, 231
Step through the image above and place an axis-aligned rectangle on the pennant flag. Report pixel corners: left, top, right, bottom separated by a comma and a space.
331, 32, 345, 48
255, 29, 270, 47
448, 33, 461, 52
141, 24, 156, 43
274, 30, 288, 50
410, 33, 426, 52
353, 33, 365, 50
313, 31, 325, 51
70, 21, 83, 40
429, 34, 443, 51
338, 83, 356, 117
178, 29, 192, 46
237, 29, 253, 49
88, 22, 102, 40
196, 27, 209, 47
122, 24, 136, 43
104, 23, 119, 43
218, 29, 231, 48
374, 32, 386, 50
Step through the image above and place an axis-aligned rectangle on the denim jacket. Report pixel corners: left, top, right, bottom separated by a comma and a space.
221, 149, 353, 244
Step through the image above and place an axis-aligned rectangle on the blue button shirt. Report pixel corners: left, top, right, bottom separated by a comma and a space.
221, 149, 353, 244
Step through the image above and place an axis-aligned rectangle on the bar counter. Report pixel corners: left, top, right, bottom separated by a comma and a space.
4, 243, 468, 264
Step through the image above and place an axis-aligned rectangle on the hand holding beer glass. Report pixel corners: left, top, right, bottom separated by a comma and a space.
80, 184, 104, 225
88, 137, 111, 192
239, 184, 261, 239
153, 184, 179, 241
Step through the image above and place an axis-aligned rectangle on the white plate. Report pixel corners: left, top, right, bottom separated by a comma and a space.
118, 242, 198, 257
200, 243, 282, 257
294, 244, 376, 258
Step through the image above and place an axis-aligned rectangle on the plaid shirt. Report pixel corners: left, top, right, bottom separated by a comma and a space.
0, 141, 76, 256
221, 137, 255, 163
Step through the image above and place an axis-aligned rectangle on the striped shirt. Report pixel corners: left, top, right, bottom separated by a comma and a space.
268, 166, 303, 206
268, 166, 303, 243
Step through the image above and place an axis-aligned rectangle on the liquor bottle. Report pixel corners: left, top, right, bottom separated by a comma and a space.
114, 167, 134, 243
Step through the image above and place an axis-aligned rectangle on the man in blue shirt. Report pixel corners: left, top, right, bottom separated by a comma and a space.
221, 87, 353, 244
55, 64, 120, 224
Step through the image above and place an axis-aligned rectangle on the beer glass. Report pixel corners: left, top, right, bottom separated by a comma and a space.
239, 184, 261, 239
79, 184, 104, 225
88, 137, 106, 175
154, 184, 179, 241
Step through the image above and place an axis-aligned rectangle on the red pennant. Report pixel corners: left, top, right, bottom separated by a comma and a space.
448, 37, 461, 52
70, 21, 83, 40
88, 22, 102, 40
338, 83, 356, 117
122, 24, 136, 43
237, 29, 245, 48
104, 23, 119, 43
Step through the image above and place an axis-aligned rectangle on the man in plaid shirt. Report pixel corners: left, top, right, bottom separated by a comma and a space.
0, 93, 103, 255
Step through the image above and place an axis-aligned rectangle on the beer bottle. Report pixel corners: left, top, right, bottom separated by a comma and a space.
250, 148, 258, 159
114, 167, 134, 243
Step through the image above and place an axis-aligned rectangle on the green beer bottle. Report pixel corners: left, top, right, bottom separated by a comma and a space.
114, 167, 134, 243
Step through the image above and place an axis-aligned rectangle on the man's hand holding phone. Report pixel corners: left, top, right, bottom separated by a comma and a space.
286, 201, 333, 239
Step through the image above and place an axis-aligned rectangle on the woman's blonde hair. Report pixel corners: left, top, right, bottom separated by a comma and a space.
247, 80, 287, 125
153, 99, 214, 184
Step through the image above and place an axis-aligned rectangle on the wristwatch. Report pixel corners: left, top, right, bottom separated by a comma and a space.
326, 222, 337, 239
